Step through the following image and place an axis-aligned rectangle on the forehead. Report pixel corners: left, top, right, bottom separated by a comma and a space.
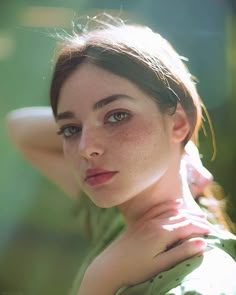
57, 63, 155, 114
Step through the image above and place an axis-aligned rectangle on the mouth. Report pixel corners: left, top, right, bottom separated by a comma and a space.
85, 171, 118, 186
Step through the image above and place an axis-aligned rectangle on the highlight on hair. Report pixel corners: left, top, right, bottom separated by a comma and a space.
50, 14, 203, 145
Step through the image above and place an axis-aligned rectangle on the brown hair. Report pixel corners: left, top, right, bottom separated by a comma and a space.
50, 22, 202, 145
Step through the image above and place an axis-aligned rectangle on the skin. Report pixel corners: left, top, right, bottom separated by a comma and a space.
56, 62, 212, 294
78, 201, 210, 294
57, 62, 200, 225
6, 62, 212, 295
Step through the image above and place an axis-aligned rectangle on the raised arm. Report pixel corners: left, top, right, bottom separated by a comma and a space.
6, 106, 80, 197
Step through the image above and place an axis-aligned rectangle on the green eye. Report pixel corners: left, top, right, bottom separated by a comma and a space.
57, 126, 82, 138
107, 111, 130, 123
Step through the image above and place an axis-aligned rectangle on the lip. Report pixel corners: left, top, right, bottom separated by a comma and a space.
85, 169, 118, 186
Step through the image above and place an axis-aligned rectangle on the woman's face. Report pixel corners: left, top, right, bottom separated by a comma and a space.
57, 63, 175, 208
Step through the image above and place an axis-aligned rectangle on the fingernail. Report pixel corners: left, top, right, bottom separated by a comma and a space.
194, 238, 207, 250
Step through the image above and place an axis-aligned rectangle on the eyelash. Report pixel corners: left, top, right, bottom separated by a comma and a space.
57, 125, 82, 139
105, 110, 130, 124
57, 110, 131, 139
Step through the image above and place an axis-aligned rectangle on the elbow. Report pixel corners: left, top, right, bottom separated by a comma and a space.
5, 110, 26, 147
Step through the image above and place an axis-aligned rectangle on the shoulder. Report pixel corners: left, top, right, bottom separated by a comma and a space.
117, 232, 236, 295
165, 244, 236, 294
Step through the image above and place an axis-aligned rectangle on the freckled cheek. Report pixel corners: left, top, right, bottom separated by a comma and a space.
111, 120, 153, 146
111, 119, 168, 173
109, 120, 160, 169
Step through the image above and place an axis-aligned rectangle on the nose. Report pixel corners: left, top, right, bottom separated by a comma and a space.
78, 127, 104, 160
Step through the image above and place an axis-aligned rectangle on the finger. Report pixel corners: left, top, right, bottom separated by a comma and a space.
163, 218, 211, 234
157, 209, 207, 221
161, 219, 210, 250
141, 199, 183, 221
167, 213, 208, 226
154, 237, 207, 273
153, 209, 209, 229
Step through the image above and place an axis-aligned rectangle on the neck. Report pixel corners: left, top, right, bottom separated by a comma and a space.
118, 157, 201, 226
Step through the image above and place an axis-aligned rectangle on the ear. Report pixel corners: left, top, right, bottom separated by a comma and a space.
171, 103, 190, 143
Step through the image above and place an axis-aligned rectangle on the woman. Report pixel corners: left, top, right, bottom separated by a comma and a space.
7, 16, 236, 294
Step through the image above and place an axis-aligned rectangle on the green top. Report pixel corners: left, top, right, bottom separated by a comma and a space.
70, 193, 236, 295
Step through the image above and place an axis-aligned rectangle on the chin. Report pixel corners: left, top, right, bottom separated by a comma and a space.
90, 198, 117, 208
87, 190, 127, 208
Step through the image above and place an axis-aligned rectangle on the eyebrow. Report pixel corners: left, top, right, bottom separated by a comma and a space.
55, 94, 134, 121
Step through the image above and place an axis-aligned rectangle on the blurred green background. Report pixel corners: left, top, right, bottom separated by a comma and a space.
0, 0, 236, 294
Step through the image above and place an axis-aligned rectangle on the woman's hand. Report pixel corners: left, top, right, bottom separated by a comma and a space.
78, 199, 211, 294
